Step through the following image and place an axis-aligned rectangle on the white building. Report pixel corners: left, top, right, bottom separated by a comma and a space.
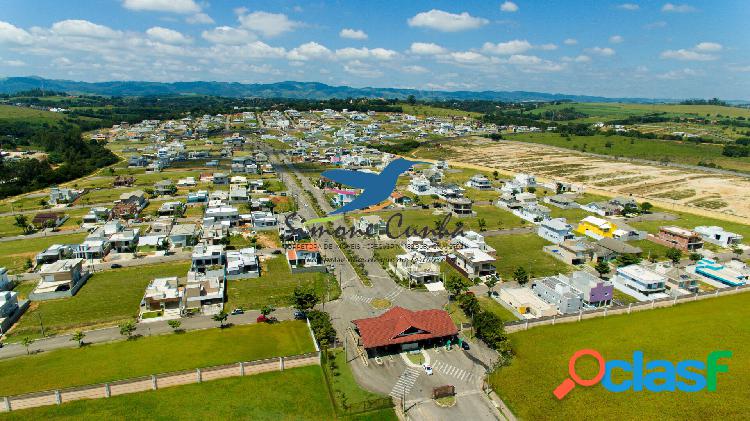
538, 218, 575, 244
226, 248, 260, 279
694, 226, 744, 249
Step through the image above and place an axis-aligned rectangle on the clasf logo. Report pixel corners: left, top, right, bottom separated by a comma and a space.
553, 349, 732, 399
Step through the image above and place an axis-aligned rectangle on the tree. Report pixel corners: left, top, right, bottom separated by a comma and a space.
71, 330, 86, 347
21, 336, 34, 355
689, 252, 702, 262
478, 218, 487, 232
457, 293, 480, 317
167, 319, 182, 332
444, 275, 470, 298
665, 247, 683, 264
640, 202, 653, 213
212, 311, 229, 329
307, 310, 336, 348
617, 254, 641, 266
406, 94, 417, 105
492, 170, 499, 180
484, 276, 499, 296
119, 320, 137, 339
527, 187, 536, 194
260, 304, 276, 317
513, 267, 529, 286
595, 260, 610, 276
291, 284, 320, 311
13, 214, 27, 228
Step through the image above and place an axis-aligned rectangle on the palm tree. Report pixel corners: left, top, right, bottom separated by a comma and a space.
212, 311, 229, 329
71, 330, 86, 347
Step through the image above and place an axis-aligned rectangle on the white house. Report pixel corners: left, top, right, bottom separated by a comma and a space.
465, 174, 492, 190
226, 248, 260, 279
614, 264, 667, 296
451, 248, 496, 279
694, 226, 744, 248
538, 218, 575, 244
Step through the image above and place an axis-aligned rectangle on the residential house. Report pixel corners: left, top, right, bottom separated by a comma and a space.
561, 271, 613, 307
279, 214, 310, 243
405, 237, 444, 261
32, 212, 67, 229
110, 228, 140, 253
191, 243, 226, 273
228, 185, 249, 204
213, 173, 229, 185
450, 247, 496, 279
82, 207, 111, 224
613, 264, 667, 296
499, 287, 557, 318
0, 290, 19, 319
226, 248, 260, 279
651, 226, 703, 251
446, 197, 473, 217
408, 176, 434, 196
612, 222, 647, 242
169, 224, 199, 247
543, 194, 580, 209
113, 176, 135, 187
391, 252, 442, 285
31, 258, 89, 300
651, 264, 700, 294
465, 174, 492, 190
576, 216, 616, 240
581, 201, 621, 217
201, 223, 229, 245
204, 206, 239, 226
593, 238, 642, 262
694, 226, 744, 249
187, 190, 208, 203
158, 201, 184, 216
692, 258, 748, 287
538, 218, 575, 244
450, 231, 496, 256
532, 276, 584, 314
544, 239, 595, 265
183, 275, 225, 315
251, 211, 277, 229
35, 244, 73, 265
287, 243, 325, 273
0, 268, 9, 291
357, 215, 386, 236
154, 180, 176, 196
140, 277, 182, 319
49, 187, 80, 205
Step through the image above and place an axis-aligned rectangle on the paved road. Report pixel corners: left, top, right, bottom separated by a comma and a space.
0, 308, 294, 360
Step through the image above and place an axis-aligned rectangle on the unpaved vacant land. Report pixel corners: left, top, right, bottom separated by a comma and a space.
418, 137, 750, 221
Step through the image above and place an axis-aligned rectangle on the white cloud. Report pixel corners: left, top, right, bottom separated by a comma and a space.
51, 20, 120, 39
563, 55, 591, 63
586, 46, 616, 56
408, 42, 448, 55
446, 51, 491, 64
482, 39, 532, 55
609, 35, 624, 44
288, 42, 332, 61
202, 26, 256, 45
563, 38, 578, 45
186, 13, 214, 25
407, 9, 489, 32
0, 21, 32, 44
2, 59, 25, 66
537, 43, 558, 51
146, 27, 191, 44
500, 1, 519, 12
339, 28, 368, 40
238, 11, 300, 38
617, 3, 640, 10
660, 49, 716, 61
656, 68, 699, 79
645, 21, 667, 29
508, 54, 541, 65
694, 42, 722, 52
335, 47, 398, 60
728, 65, 750, 72
122, 0, 201, 14
662, 3, 696, 13
343, 60, 383, 78
402, 65, 428, 74
53, 57, 73, 66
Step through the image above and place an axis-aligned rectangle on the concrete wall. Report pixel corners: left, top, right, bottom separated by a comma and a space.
1, 352, 320, 413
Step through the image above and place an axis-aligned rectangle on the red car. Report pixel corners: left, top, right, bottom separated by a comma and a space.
256, 314, 268, 323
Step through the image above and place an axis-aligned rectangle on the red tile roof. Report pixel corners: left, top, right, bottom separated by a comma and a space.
352, 307, 458, 349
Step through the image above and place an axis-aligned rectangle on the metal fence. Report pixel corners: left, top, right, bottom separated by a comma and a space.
504, 284, 750, 333
1, 352, 320, 413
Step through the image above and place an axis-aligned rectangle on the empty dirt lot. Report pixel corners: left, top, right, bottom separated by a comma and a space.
418, 137, 750, 222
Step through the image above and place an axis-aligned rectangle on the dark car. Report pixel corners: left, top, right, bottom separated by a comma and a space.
461, 341, 470, 351
110, 263, 122, 269
293, 310, 306, 320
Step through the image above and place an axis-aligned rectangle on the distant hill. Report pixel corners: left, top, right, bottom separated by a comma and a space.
0, 76, 682, 103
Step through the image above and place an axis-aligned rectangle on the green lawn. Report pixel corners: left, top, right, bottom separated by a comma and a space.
477, 296, 518, 322
486, 233, 572, 280
490, 291, 750, 420
0, 233, 88, 274
0, 366, 335, 421
375, 205, 524, 235
225, 256, 340, 310
400, 104, 482, 118
530, 102, 750, 121
509, 132, 750, 173
0, 321, 314, 396
628, 207, 750, 244
7, 262, 190, 340
327, 348, 393, 410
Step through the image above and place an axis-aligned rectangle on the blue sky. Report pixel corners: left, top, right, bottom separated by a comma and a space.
0, 0, 748, 99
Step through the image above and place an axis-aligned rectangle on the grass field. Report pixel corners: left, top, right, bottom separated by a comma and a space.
374, 205, 525, 235
477, 296, 518, 321
486, 233, 571, 280
225, 256, 340, 310
628, 206, 750, 242
530, 102, 750, 122
400, 104, 482, 118
7, 261, 190, 340
490, 291, 750, 420
0, 366, 336, 421
0, 104, 65, 123
0, 321, 314, 396
509, 132, 750, 173
0, 233, 88, 274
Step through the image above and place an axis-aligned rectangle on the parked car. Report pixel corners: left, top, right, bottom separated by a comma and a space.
461, 341, 471, 351
231, 308, 244, 315
293, 310, 306, 320
423, 364, 433, 375
110, 263, 122, 269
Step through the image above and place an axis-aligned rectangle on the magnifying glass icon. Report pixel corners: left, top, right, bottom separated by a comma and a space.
553, 349, 606, 400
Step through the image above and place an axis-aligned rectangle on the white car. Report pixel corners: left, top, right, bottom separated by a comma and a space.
423, 364, 433, 375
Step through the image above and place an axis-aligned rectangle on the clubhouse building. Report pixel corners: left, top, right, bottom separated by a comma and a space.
352, 307, 458, 355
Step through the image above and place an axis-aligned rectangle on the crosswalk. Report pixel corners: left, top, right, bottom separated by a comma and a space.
384, 286, 405, 301
432, 360, 478, 383
389, 367, 421, 399
349, 295, 373, 304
